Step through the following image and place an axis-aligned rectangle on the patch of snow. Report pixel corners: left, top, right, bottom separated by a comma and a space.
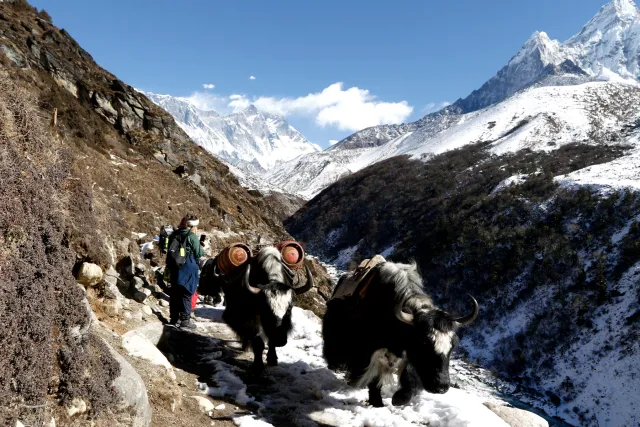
202, 307, 511, 426
332, 243, 360, 269
491, 174, 529, 195
206, 361, 255, 407
555, 144, 640, 192
380, 244, 397, 258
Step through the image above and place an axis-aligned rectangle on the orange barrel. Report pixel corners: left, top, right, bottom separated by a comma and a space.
217, 243, 252, 275
277, 241, 305, 270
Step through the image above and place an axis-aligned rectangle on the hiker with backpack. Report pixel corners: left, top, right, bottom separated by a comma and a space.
166, 214, 205, 329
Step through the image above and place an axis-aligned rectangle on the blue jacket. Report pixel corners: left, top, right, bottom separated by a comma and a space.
168, 229, 202, 294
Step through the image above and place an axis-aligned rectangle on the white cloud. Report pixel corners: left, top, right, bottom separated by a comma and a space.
420, 101, 451, 115
184, 82, 413, 132
249, 76, 256, 80
329, 139, 339, 145
202, 83, 216, 90
226, 82, 413, 132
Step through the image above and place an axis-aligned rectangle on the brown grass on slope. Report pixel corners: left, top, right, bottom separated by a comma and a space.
0, 74, 120, 426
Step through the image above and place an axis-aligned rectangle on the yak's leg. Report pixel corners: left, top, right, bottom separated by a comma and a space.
392, 363, 419, 406
368, 381, 384, 407
266, 345, 278, 367
251, 336, 265, 373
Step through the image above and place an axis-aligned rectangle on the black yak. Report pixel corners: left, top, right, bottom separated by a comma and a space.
201, 246, 313, 372
322, 260, 478, 407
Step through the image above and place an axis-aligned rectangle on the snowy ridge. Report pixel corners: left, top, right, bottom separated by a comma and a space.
273, 0, 640, 199
144, 93, 321, 177
271, 81, 640, 198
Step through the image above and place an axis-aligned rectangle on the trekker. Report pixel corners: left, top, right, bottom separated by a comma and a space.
166, 214, 205, 329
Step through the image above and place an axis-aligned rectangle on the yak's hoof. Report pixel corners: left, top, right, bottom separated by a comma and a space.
368, 396, 384, 408
391, 389, 413, 406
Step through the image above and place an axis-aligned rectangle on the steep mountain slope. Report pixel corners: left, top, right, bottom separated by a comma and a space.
0, 2, 294, 425
286, 142, 640, 427
272, 0, 640, 199
145, 93, 320, 177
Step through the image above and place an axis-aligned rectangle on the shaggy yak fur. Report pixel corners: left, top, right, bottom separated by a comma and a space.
200, 247, 313, 372
322, 261, 478, 407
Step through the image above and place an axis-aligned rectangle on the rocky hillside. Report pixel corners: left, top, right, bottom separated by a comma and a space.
0, 1, 303, 425
286, 141, 640, 426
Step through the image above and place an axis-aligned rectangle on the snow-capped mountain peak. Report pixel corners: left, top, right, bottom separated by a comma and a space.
144, 93, 321, 181
265, 0, 640, 200
517, 31, 563, 66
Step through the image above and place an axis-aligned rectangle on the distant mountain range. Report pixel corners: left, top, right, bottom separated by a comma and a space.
144, 92, 320, 188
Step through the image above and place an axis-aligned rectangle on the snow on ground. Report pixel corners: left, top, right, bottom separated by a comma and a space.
490, 174, 530, 195
538, 263, 640, 427
555, 138, 640, 193
193, 306, 510, 427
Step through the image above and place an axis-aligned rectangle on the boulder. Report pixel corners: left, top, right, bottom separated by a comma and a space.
77, 262, 103, 286
103, 339, 152, 427
131, 276, 145, 290
122, 328, 175, 380
105, 266, 119, 278
484, 403, 549, 427
133, 291, 147, 303
135, 263, 146, 275
116, 255, 135, 279
101, 275, 121, 300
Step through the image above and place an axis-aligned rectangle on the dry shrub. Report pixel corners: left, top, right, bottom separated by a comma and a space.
0, 74, 119, 425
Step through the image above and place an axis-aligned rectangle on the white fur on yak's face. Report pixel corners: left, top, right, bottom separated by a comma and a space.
258, 247, 286, 284
257, 247, 293, 321
264, 288, 294, 320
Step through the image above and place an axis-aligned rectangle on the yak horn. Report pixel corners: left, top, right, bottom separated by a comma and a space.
293, 264, 314, 295
396, 307, 414, 325
212, 261, 221, 278
243, 264, 261, 295
454, 294, 479, 327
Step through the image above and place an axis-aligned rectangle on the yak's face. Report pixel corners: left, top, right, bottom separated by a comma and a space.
259, 280, 294, 346
405, 309, 458, 394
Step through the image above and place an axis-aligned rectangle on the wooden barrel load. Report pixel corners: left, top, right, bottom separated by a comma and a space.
217, 243, 252, 275
277, 240, 305, 270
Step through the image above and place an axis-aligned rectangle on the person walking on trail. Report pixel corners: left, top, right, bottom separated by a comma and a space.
166, 214, 204, 330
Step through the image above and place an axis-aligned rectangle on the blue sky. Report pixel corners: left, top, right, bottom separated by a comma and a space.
30, 0, 611, 148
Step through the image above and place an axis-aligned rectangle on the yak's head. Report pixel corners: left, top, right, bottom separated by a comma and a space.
243, 247, 314, 343
396, 295, 478, 394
